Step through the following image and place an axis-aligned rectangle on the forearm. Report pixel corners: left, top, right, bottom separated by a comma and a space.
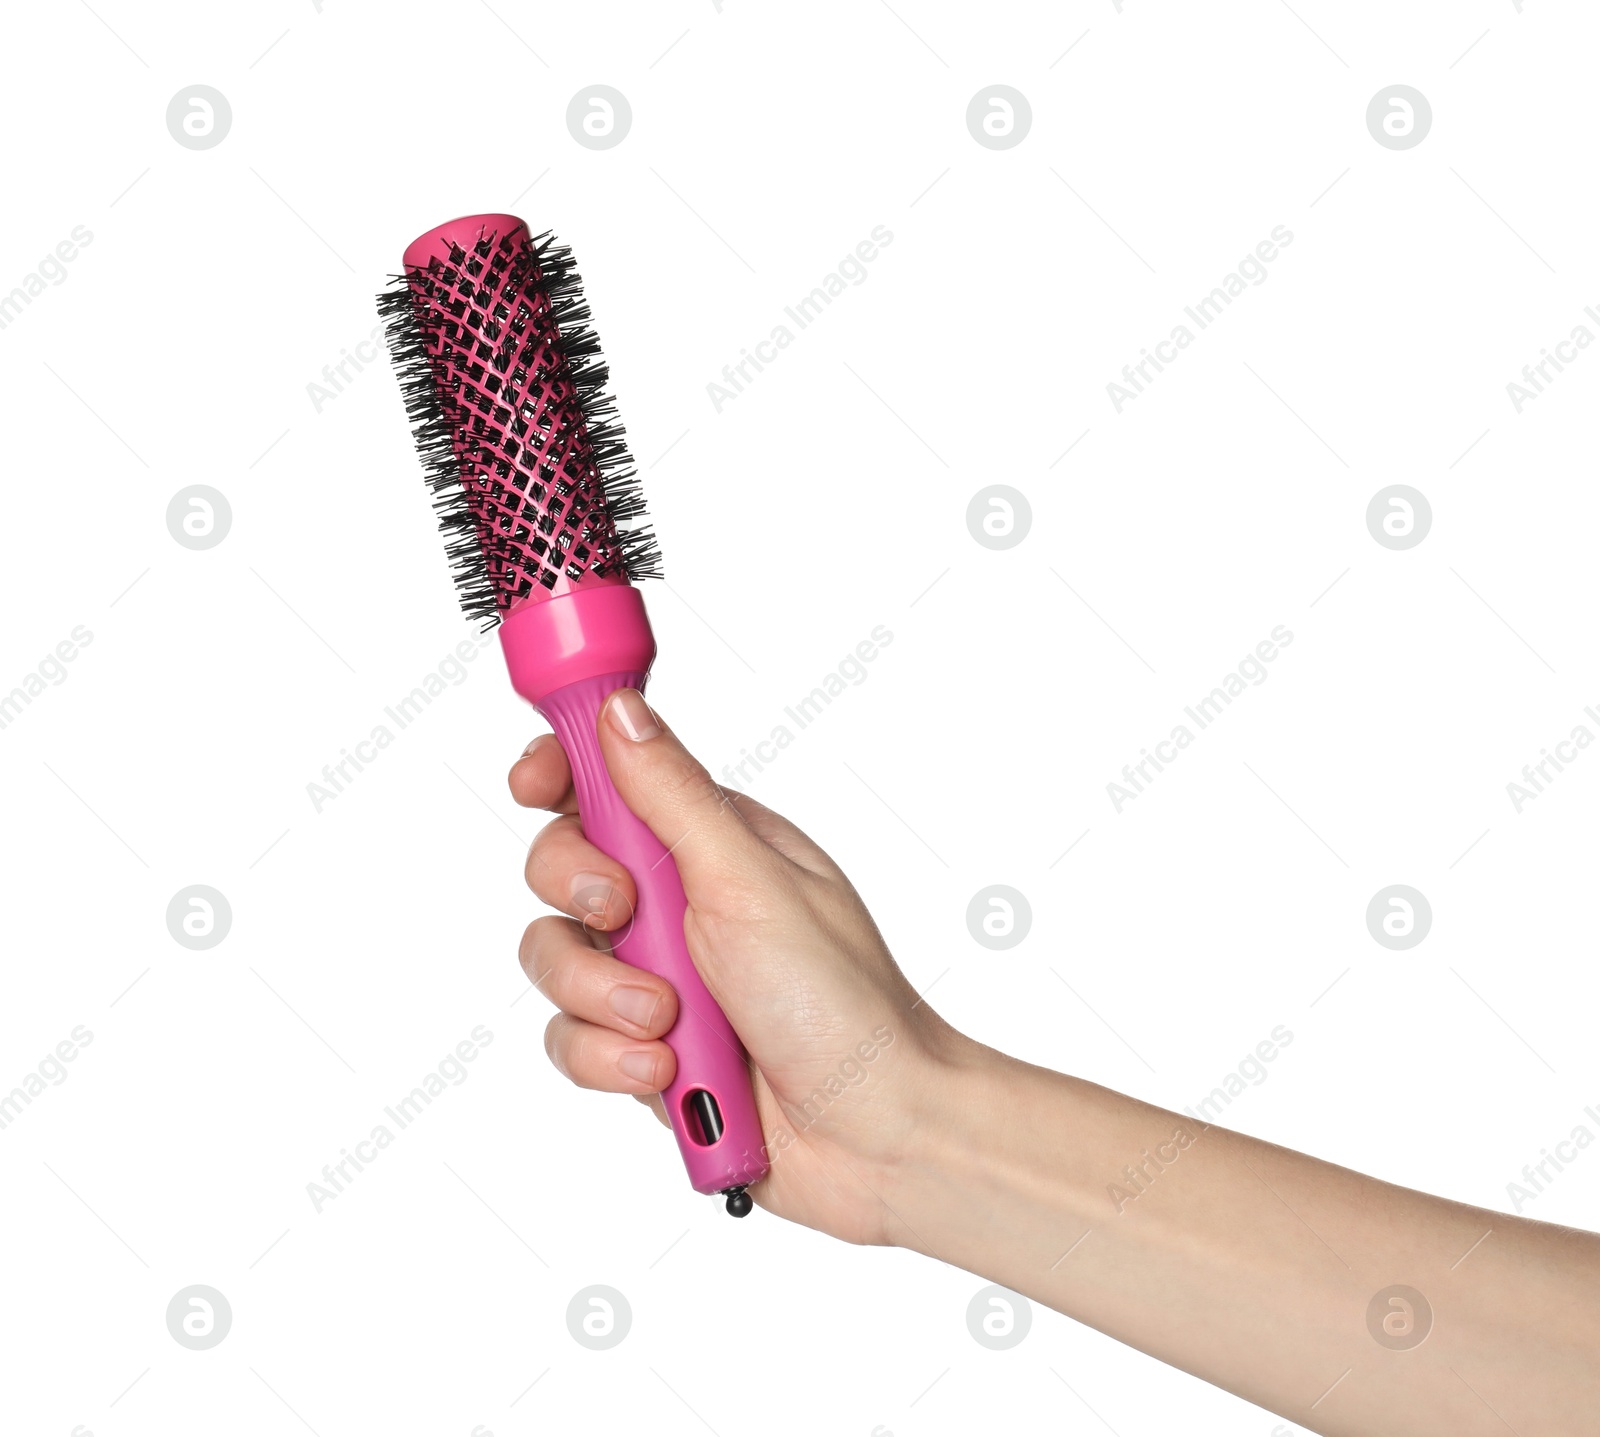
885, 1040, 1600, 1435
509, 710, 1598, 1425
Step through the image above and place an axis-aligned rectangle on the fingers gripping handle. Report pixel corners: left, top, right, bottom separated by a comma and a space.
499, 585, 768, 1206
538, 673, 770, 1200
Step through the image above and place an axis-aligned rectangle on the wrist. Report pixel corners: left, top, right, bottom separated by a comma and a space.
882, 1034, 1075, 1262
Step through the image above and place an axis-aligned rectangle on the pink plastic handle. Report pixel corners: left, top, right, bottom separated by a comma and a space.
538, 671, 770, 1197
497, 584, 769, 1200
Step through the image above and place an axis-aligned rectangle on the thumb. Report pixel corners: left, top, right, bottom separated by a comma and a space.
597, 688, 777, 900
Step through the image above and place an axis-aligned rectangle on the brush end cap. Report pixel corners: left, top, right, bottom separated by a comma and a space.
402, 213, 528, 270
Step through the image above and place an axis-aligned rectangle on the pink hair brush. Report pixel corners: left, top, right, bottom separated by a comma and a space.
378, 214, 768, 1216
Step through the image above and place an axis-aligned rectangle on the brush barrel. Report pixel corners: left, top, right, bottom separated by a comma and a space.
500, 585, 770, 1198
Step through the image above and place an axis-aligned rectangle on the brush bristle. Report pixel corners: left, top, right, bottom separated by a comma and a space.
377, 223, 660, 630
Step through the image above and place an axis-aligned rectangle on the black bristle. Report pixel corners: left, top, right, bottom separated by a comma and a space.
376, 225, 660, 630
376, 284, 502, 628
528, 232, 661, 583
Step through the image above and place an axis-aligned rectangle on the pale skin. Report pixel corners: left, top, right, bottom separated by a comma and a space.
511, 688, 1600, 1436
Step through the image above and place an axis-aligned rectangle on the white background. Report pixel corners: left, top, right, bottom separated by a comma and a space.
1, 1, 1597, 1434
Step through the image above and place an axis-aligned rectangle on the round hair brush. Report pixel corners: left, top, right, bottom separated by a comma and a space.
377, 214, 767, 1217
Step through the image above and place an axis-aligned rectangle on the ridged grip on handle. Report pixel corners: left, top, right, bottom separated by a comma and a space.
539, 673, 769, 1195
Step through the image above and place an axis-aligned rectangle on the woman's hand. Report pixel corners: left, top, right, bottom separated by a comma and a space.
509, 687, 967, 1244
510, 692, 1600, 1435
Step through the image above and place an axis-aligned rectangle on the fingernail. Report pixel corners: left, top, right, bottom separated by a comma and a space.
618, 1050, 659, 1085
606, 689, 661, 742
571, 873, 615, 921
609, 985, 661, 1030
522, 735, 549, 757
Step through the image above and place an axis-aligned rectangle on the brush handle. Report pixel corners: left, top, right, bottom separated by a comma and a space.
538, 671, 770, 1197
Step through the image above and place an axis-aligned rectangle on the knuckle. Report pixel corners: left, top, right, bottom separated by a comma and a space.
555, 1023, 607, 1091
542, 1014, 572, 1076
521, 914, 576, 987
692, 852, 792, 931
524, 814, 578, 889
664, 756, 725, 812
